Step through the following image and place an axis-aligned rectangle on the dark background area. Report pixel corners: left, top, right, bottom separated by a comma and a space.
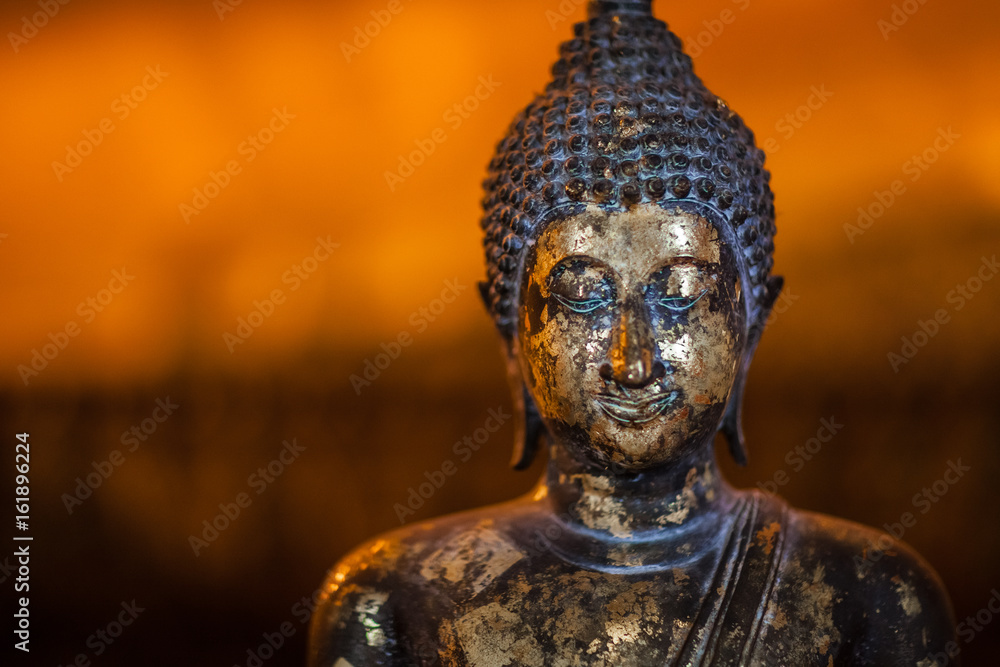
1, 0, 998, 664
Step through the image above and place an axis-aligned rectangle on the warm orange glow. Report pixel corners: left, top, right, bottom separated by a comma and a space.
2, 0, 997, 390
4, 4, 998, 664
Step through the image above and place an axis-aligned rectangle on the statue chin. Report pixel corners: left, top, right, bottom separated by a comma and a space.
308, 2, 958, 666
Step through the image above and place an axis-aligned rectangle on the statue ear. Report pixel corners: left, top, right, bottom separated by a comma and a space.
483, 280, 546, 470
720, 275, 783, 466
510, 379, 546, 470
499, 331, 546, 471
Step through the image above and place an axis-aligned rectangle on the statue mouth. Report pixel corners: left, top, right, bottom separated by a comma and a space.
595, 391, 677, 426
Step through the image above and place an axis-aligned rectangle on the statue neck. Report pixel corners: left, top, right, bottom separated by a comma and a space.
539, 439, 738, 539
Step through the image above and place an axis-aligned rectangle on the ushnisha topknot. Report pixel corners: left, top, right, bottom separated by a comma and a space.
480, 0, 778, 341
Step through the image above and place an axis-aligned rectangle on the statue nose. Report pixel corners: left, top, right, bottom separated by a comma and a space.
600, 294, 666, 388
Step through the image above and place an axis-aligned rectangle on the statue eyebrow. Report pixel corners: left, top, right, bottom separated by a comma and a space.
650, 258, 719, 272
548, 255, 614, 276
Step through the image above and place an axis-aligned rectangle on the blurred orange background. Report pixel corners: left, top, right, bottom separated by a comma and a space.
1, 0, 998, 664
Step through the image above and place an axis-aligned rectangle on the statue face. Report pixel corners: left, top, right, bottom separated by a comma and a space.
517, 203, 746, 470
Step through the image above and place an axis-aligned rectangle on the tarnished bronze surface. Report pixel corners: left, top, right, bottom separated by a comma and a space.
309, 1, 957, 664
518, 204, 742, 472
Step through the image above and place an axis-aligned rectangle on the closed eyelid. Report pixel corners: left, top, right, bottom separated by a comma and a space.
659, 289, 708, 311
645, 261, 718, 313
551, 293, 610, 313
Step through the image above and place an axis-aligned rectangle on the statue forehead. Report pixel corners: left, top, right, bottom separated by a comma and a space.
529, 203, 722, 282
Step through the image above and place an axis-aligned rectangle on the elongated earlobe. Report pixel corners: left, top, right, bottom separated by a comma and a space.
720, 375, 749, 466
510, 383, 546, 470
721, 275, 784, 466
494, 324, 547, 471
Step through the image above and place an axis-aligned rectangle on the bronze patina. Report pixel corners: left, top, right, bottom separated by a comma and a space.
309, 1, 956, 664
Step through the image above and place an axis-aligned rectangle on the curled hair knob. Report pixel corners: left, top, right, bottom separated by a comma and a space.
587, 0, 653, 19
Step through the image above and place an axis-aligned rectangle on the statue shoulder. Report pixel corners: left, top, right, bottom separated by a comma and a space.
778, 508, 957, 665
308, 504, 537, 667
306, 532, 410, 667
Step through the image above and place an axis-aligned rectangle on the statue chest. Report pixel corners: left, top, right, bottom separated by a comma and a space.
425, 566, 739, 666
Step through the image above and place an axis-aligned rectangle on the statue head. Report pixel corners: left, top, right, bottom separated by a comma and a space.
479, 0, 782, 471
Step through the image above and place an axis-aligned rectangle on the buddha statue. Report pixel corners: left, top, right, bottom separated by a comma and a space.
309, 1, 957, 664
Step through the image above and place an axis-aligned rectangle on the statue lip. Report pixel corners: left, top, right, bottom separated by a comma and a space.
595, 391, 677, 426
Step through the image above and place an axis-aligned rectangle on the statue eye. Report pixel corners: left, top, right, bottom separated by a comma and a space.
648, 263, 714, 314
551, 293, 611, 313
548, 258, 615, 314
659, 289, 707, 312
